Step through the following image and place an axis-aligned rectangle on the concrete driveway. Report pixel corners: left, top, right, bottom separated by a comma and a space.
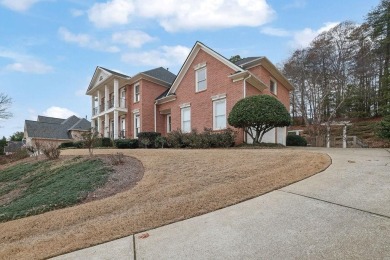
53, 148, 390, 260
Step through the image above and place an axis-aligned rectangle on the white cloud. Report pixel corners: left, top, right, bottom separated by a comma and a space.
42, 106, 79, 119
88, 0, 135, 28
58, 27, 120, 53
0, 48, 53, 74
290, 22, 339, 48
87, 0, 274, 32
112, 30, 156, 48
122, 45, 190, 67
260, 27, 291, 37
0, 0, 42, 12
5, 61, 53, 74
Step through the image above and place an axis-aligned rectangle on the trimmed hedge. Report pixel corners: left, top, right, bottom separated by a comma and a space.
166, 128, 236, 148
138, 132, 161, 148
114, 139, 139, 149
286, 135, 307, 146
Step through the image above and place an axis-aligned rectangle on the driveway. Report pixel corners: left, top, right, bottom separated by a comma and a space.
53, 148, 390, 260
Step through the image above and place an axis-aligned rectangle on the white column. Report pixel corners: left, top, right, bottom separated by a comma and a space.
104, 114, 109, 138
343, 125, 347, 148
91, 117, 95, 129
326, 125, 330, 148
114, 79, 119, 108
97, 90, 101, 114
114, 110, 118, 139
91, 95, 95, 116
104, 85, 109, 111
97, 116, 101, 135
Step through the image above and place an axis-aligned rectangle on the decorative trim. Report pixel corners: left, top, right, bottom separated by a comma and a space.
180, 102, 191, 108
194, 62, 206, 70
211, 93, 226, 101
132, 108, 140, 113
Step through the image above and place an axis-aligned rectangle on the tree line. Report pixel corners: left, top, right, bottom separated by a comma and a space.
282, 0, 390, 135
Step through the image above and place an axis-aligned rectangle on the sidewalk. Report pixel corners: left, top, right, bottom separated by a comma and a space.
53, 148, 390, 260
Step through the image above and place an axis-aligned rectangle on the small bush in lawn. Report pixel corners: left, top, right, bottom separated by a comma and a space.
109, 152, 125, 165
114, 139, 139, 149
73, 141, 85, 148
286, 135, 307, 146
10, 148, 29, 161
137, 132, 161, 148
42, 143, 61, 160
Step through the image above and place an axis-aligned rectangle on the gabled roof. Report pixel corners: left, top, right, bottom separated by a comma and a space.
165, 41, 244, 97
142, 67, 176, 84
4, 141, 24, 153
234, 57, 263, 68
69, 118, 91, 131
86, 66, 131, 94
37, 115, 65, 124
25, 115, 91, 140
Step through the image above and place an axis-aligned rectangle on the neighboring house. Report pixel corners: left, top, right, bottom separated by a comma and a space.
86, 41, 294, 145
4, 141, 24, 155
24, 115, 91, 147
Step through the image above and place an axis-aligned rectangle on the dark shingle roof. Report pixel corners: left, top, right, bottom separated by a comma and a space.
155, 89, 170, 100
4, 141, 24, 153
234, 57, 262, 67
142, 67, 176, 84
25, 115, 91, 140
69, 118, 91, 131
37, 116, 65, 124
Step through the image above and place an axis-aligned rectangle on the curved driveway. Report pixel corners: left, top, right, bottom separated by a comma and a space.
54, 148, 390, 260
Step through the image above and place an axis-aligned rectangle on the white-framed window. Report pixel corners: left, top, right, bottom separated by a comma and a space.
213, 98, 227, 130
134, 84, 140, 102
134, 113, 140, 138
270, 79, 277, 95
167, 114, 172, 133
181, 106, 191, 133
196, 66, 207, 92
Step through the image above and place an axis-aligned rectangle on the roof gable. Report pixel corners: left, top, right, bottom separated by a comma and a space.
166, 41, 244, 96
142, 67, 176, 84
86, 66, 130, 94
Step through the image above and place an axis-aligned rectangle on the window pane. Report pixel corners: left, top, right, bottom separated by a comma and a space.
198, 68, 206, 81
183, 108, 190, 121
215, 115, 226, 129
198, 80, 206, 91
181, 107, 191, 132
215, 100, 226, 116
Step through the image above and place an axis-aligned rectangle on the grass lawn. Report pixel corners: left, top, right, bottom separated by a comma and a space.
0, 156, 111, 222
0, 149, 331, 260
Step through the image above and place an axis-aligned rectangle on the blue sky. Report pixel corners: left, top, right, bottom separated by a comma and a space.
0, 0, 380, 138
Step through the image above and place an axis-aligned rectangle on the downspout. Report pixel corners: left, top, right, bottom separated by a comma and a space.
243, 74, 251, 143
243, 74, 251, 98
154, 102, 157, 132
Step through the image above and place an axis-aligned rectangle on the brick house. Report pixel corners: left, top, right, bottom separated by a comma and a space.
86, 42, 293, 145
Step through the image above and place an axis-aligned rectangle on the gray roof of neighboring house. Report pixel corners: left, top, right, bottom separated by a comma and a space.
25, 115, 91, 140
234, 57, 262, 67
37, 115, 65, 124
142, 67, 177, 84
4, 141, 24, 153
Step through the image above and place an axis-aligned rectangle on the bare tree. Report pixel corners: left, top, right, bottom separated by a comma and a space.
0, 93, 12, 122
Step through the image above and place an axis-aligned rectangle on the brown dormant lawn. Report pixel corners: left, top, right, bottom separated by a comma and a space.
0, 148, 330, 259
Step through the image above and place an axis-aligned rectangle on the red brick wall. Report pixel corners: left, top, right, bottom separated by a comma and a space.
125, 79, 168, 138
248, 65, 290, 110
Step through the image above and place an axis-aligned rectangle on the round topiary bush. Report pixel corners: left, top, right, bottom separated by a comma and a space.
286, 135, 307, 146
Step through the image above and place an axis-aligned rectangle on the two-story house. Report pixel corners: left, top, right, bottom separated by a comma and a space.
86, 41, 293, 145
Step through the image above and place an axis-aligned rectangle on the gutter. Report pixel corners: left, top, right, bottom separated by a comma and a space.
154, 102, 157, 132
243, 74, 251, 98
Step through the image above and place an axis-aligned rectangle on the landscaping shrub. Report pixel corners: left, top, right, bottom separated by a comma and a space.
286, 135, 307, 146
155, 136, 168, 148
10, 148, 29, 161
166, 128, 236, 148
138, 132, 161, 148
58, 142, 75, 149
114, 139, 139, 149
42, 143, 61, 160
73, 141, 85, 148
101, 137, 113, 147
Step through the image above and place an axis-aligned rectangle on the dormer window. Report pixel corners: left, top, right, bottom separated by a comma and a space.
196, 66, 207, 92
270, 79, 277, 95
